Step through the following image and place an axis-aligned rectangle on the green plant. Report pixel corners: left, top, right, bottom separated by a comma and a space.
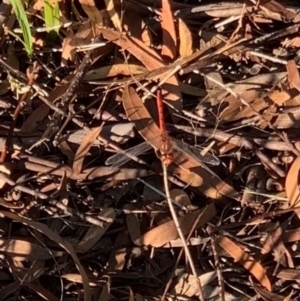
10, 0, 33, 56
44, 0, 60, 34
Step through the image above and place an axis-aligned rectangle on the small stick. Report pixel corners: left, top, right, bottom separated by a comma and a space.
0, 171, 109, 226
162, 163, 206, 301
197, 72, 300, 157
0, 62, 40, 163
161, 205, 209, 300
208, 226, 225, 301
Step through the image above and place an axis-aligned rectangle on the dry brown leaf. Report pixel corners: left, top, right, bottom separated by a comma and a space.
125, 205, 141, 243
178, 17, 193, 58
24, 162, 151, 182
173, 271, 216, 297
73, 124, 103, 175
261, 0, 298, 23
162, 237, 205, 248
201, 72, 285, 120
61, 22, 93, 63
123, 86, 237, 199
21, 104, 49, 133
219, 90, 266, 121
161, 0, 177, 59
61, 32, 77, 63
282, 228, 300, 243
216, 236, 271, 291
26, 280, 61, 301
84, 64, 147, 80
99, 27, 182, 119
0, 164, 11, 189
135, 203, 216, 247
0, 197, 24, 209
58, 141, 74, 163
169, 189, 191, 208
33, 0, 63, 10
67, 123, 135, 146
285, 158, 300, 223
46, 74, 75, 104
260, 223, 282, 255
104, 0, 121, 30
277, 269, 300, 280
268, 90, 291, 105
0, 238, 63, 261
79, 0, 108, 28
260, 223, 294, 268
0, 79, 11, 96
273, 108, 300, 128
98, 284, 109, 301
245, 22, 253, 40
107, 232, 131, 271
107, 248, 128, 271
179, 82, 206, 96
76, 208, 115, 253
141, 25, 152, 47
22, 260, 45, 284
283, 37, 300, 48
7, 261, 50, 300
120, 9, 152, 46
287, 60, 300, 92
100, 27, 163, 66
135, 294, 144, 301
128, 286, 135, 301
61, 273, 84, 283
286, 157, 300, 213
0, 211, 91, 301
252, 281, 293, 301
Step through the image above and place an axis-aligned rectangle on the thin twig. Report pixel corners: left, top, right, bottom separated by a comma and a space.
0, 62, 40, 163
198, 72, 300, 157
208, 226, 225, 301
161, 205, 209, 300
162, 163, 206, 301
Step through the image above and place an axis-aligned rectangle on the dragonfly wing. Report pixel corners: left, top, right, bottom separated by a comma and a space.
172, 138, 220, 166
105, 141, 152, 167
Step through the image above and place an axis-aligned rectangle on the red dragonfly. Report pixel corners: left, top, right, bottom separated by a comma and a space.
106, 89, 219, 167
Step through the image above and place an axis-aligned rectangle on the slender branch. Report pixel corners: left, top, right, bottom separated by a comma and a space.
162, 163, 206, 301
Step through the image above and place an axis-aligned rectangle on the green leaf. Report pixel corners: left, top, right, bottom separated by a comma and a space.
10, 0, 33, 56
44, 0, 61, 34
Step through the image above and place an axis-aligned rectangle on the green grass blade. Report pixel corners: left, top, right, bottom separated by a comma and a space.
44, 0, 60, 34
10, 0, 33, 56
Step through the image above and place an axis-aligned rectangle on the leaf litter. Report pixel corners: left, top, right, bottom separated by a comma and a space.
1, 0, 300, 300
